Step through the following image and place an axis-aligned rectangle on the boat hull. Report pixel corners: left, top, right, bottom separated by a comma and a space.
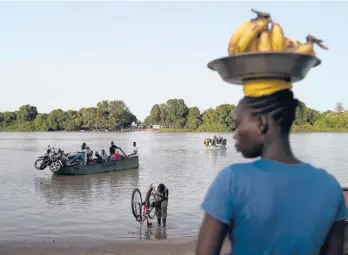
53, 156, 139, 175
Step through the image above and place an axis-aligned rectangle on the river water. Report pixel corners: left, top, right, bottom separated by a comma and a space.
0, 132, 347, 242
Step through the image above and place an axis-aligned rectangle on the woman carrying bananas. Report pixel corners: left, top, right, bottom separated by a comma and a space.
195, 83, 346, 254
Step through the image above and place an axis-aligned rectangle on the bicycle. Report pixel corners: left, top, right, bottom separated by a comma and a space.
131, 188, 156, 228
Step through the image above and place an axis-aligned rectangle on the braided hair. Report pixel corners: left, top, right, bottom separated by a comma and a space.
242, 89, 300, 133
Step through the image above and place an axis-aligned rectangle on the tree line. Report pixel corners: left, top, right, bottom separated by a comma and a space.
0, 100, 137, 131
143, 99, 348, 132
1, 99, 347, 132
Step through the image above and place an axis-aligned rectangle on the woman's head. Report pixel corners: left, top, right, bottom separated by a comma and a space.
233, 89, 299, 158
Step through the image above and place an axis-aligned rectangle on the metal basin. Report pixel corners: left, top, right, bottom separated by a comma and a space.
207, 52, 321, 85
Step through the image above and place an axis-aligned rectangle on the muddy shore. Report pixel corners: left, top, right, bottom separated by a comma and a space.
2, 190, 347, 255
0, 237, 230, 255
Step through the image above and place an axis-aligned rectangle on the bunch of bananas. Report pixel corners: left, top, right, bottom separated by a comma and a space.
227, 9, 328, 56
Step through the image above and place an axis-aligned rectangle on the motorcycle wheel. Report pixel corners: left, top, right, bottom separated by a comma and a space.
34, 159, 46, 170
49, 161, 61, 173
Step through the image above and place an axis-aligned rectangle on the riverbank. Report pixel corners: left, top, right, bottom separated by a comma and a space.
158, 126, 348, 133
2, 126, 348, 133
0, 237, 230, 255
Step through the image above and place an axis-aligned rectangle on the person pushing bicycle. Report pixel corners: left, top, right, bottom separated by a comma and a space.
142, 183, 169, 227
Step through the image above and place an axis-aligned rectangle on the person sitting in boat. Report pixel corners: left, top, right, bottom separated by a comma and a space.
100, 149, 109, 161
112, 148, 121, 161
128, 142, 138, 156
95, 151, 103, 163
95, 149, 108, 163
142, 183, 169, 227
86, 146, 93, 159
109, 141, 122, 156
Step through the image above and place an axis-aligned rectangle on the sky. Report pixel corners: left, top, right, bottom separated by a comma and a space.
0, 1, 346, 121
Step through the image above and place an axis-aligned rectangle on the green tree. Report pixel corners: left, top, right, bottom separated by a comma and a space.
202, 108, 218, 125
0, 112, 4, 124
47, 109, 65, 130
166, 99, 189, 129
34, 113, 49, 131
215, 104, 235, 131
144, 116, 152, 127
80, 107, 97, 129
108, 100, 137, 130
186, 107, 202, 130
159, 103, 168, 127
3, 112, 16, 125
16, 104, 38, 123
150, 104, 161, 125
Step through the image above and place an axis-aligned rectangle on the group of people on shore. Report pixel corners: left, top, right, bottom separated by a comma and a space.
80, 141, 138, 165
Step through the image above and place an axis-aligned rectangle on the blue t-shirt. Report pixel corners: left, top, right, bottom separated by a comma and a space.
201, 159, 347, 255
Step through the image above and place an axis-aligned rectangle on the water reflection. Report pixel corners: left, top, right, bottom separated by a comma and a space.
35, 169, 139, 208
204, 148, 228, 165
136, 225, 168, 240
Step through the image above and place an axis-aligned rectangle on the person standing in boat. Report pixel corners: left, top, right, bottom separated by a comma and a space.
143, 183, 169, 227
81, 142, 88, 165
128, 141, 138, 156
109, 141, 121, 156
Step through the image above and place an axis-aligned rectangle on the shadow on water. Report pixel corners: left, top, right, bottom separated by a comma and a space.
34, 169, 140, 208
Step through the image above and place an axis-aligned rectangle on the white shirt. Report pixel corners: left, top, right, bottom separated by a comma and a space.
133, 146, 138, 155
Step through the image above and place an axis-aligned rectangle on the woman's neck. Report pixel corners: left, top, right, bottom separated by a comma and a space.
261, 135, 301, 164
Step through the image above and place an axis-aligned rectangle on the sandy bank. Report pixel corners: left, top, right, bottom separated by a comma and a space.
0, 237, 230, 255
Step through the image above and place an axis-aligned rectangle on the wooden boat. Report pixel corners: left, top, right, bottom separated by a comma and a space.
53, 155, 139, 175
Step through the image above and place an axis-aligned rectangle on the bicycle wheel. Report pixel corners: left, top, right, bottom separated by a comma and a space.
131, 188, 143, 222
148, 193, 156, 219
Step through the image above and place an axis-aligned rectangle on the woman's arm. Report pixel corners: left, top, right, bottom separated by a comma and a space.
320, 187, 347, 255
319, 220, 345, 255
196, 213, 229, 255
196, 167, 235, 255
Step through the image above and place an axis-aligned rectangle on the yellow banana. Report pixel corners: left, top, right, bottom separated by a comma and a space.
237, 18, 270, 53
227, 9, 271, 55
247, 37, 259, 52
295, 34, 328, 56
258, 31, 272, 52
270, 22, 285, 51
295, 44, 315, 55
228, 21, 251, 55
285, 38, 302, 50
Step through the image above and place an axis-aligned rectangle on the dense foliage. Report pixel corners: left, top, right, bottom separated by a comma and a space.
1, 99, 348, 132
144, 99, 348, 132
0, 100, 137, 131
